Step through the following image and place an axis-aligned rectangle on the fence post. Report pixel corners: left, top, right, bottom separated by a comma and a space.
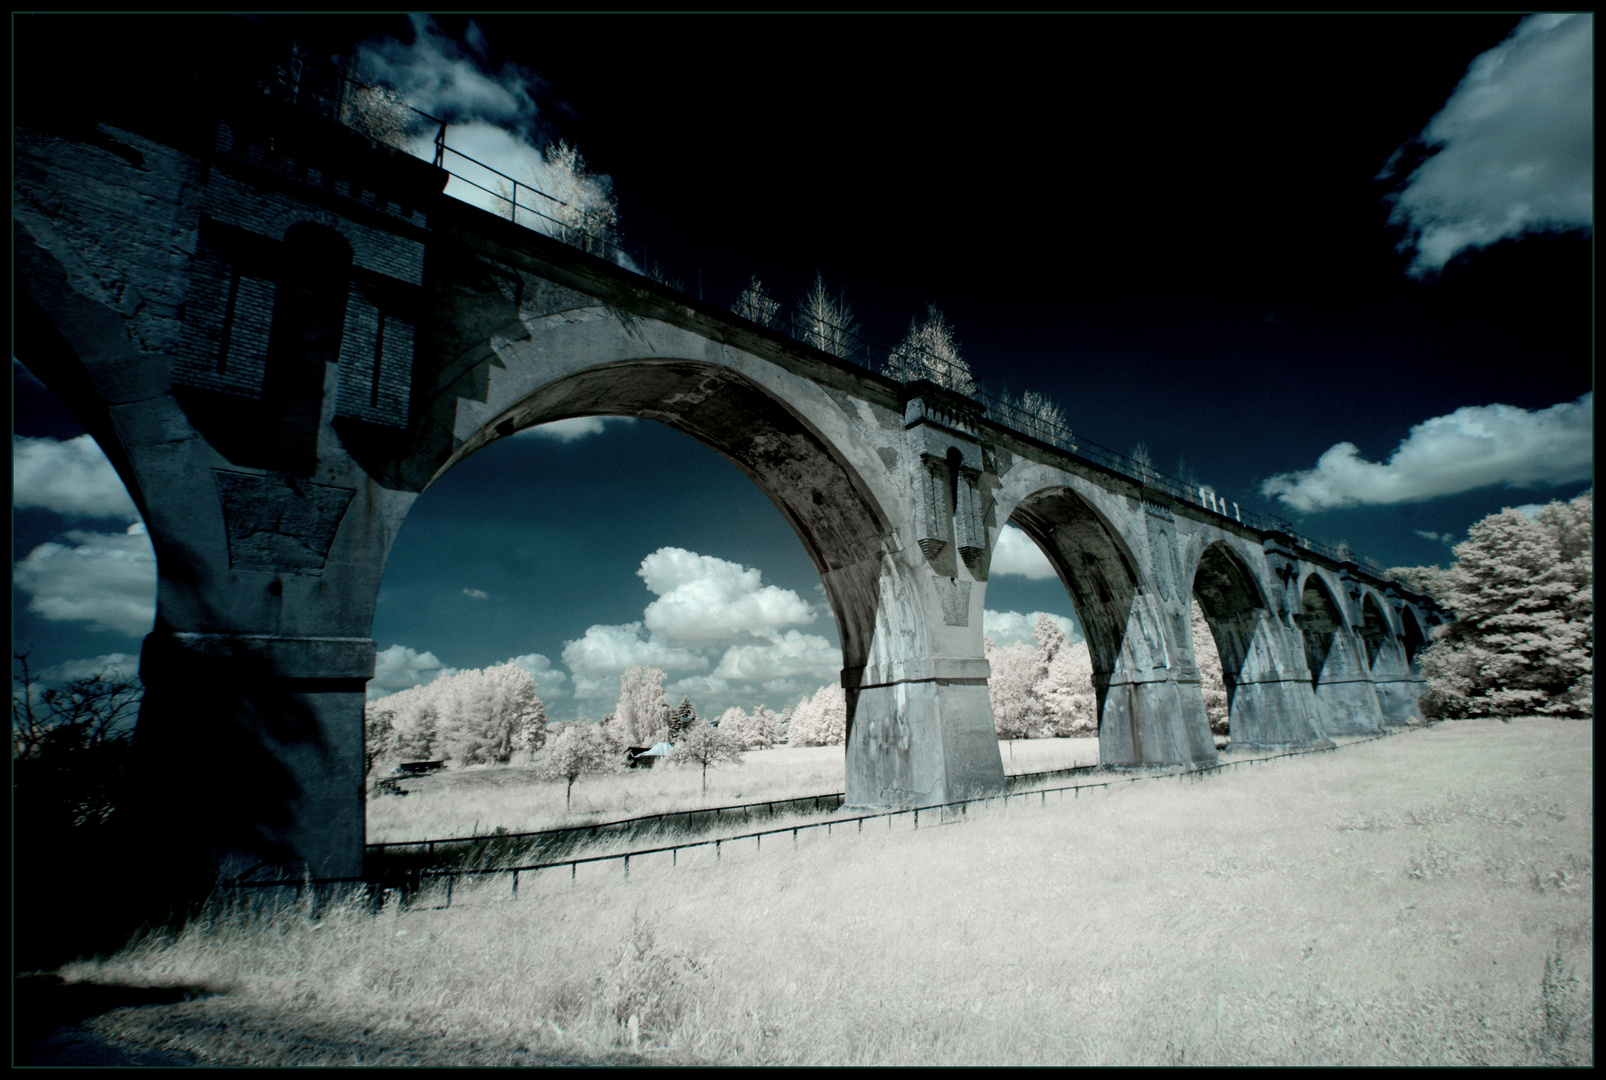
511, 870, 519, 898
623, 855, 629, 880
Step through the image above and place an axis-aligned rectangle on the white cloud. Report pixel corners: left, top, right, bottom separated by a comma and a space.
1383, 14, 1593, 275
984, 610, 1080, 648
359, 15, 543, 132
370, 644, 457, 697
40, 652, 141, 683
503, 652, 568, 697
560, 622, 708, 699
1509, 503, 1547, 519
638, 547, 816, 643
1413, 529, 1457, 546
1261, 394, 1592, 512
710, 629, 840, 685
515, 416, 635, 442
991, 524, 1057, 579
13, 435, 140, 522
13, 523, 155, 637
462, 587, 490, 600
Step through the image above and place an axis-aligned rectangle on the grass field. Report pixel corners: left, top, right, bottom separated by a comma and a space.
366, 737, 1104, 845
53, 719, 1592, 1065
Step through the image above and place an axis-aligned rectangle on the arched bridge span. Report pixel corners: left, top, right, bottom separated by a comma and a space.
14, 92, 1443, 885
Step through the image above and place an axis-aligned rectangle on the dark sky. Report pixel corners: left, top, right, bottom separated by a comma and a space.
13, 14, 1593, 719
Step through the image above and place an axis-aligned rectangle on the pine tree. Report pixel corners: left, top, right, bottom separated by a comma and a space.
1416, 491, 1592, 718
668, 696, 697, 742
795, 273, 860, 359
884, 303, 976, 394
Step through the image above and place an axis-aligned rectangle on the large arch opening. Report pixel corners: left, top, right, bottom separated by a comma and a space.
1399, 605, 1427, 671
1006, 487, 1143, 735
1190, 541, 1271, 745
363, 357, 908, 831
1357, 592, 1391, 670
435, 359, 899, 680
1298, 575, 1344, 688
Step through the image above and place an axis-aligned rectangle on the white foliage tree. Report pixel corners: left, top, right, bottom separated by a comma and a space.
728, 704, 783, 750
668, 719, 744, 795
884, 303, 976, 395
367, 663, 548, 769
534, 722, 620, 811
787, 683, 847, 747
1033, 615, 1097, 736
1016, 389, 1070, 446
795, 273, 860, 359
607, 666, 669, 748
1190, 600, 1230, 736
497, 139, 619, 258
732, 275, 781, 328
984, 635, 1046, 739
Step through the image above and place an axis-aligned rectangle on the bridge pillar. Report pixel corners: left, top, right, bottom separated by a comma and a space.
1098, 589, 1219, 766
1221, 610, 1331, 749
841, 386, 1006, 808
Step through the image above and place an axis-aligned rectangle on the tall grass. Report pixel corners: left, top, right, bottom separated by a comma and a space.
60, 719, 1591, 1065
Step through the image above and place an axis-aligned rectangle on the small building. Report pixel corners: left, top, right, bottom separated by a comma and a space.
626, 742, 674, 769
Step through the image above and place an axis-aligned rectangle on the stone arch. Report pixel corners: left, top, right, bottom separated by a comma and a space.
433, 353, 906, 687
1005, 485, 1146, 720
1188, 540, 1270, 712
1356, 591, 1391, 670
1398, 604, 1427, 670
1298, 573, 1344, 689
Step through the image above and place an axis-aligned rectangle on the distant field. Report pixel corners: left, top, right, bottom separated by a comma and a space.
367, 737, 1103, 845
60, 719, 1592, 1066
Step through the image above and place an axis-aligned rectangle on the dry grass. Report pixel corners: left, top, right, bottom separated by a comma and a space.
368, 738, 1102, 845
59, 719, 1592, 1065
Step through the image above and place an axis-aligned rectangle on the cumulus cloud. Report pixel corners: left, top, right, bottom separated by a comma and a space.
370, 644, 457, 697
990, 524, 1057, 579
461, 587, 489, 600
1383, 14, 1593, 275
515, 416, 634, 442
638, 547, 816, 643
13, 435, 140, 522
1261, 394, 1593, 512
13, 523, 156, 637
503, 652, 568, 697
710, 629, 840, 686
560, 622, 708, 699
984, 610, 1081, 648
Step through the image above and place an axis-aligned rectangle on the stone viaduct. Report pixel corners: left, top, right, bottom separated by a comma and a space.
14, 93, 1442, 887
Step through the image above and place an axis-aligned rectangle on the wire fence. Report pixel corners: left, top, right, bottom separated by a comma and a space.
230, 723, 1438, 907
311, 75, 1419, 591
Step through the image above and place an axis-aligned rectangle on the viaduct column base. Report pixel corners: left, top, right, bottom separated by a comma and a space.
1099, 676, 1219, 768
842, 660, 1005, 809
1372, 677, 1430, 726
1224, 677, 1333, 750
130, 631, 375, 893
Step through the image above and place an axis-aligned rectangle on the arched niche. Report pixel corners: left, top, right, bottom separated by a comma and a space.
1006, 487, 1146, 726
1298, 574, 1344, 689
